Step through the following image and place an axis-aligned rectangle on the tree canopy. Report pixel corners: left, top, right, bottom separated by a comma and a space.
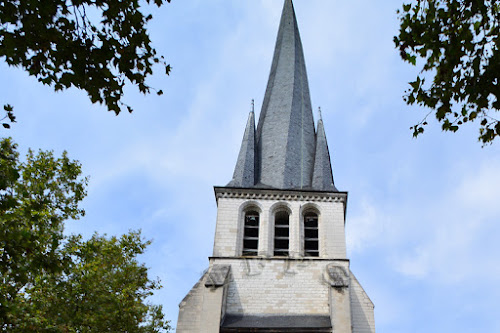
0, 0, 171, 127
0, 138, 170, 332
0, 137, 87, 323
9, 232, 170, 332
395, 0, 500, 144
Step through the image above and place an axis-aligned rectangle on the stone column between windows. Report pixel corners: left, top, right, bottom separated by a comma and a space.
289, 202, 301, 258
258, 207, 270, 257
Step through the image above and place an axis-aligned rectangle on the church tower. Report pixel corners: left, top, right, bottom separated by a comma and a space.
176, 1, 375, 332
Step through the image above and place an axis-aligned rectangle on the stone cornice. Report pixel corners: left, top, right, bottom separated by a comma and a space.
209, 256, 350, 263
214, 186, 348, 204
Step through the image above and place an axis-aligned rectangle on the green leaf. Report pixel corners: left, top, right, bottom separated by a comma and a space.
0, 0, 171, 115
395, 0, 500, 144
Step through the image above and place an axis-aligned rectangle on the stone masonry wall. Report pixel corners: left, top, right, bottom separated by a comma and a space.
213, 194, 346, 259
213, 258, 349, 316
176, 260, 376, 333
350, 273, 376, 333
176, 273, 206, 333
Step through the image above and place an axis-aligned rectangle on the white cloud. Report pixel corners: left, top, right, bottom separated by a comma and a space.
454, 158, 500, 217
347, 198, 392, 253
391, 157, 500, 284
392, 246, 431, 279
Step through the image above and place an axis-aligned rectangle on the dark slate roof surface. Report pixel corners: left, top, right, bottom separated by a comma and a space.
255, 0, 315, 190
312, 119, 337, 192
222, 314, 332, 329
228, 111, 255, 188
227, 0, 337, 192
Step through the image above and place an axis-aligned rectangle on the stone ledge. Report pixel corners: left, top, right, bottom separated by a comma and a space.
214, 186, 347, 204
209, 256, 350, 262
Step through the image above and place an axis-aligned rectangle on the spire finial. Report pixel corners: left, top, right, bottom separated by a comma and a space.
251, 99, 255, 113
318, 107, 322, 120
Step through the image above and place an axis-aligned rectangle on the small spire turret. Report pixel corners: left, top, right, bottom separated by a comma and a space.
227, 110, 256, 188
312, 116, 336, 191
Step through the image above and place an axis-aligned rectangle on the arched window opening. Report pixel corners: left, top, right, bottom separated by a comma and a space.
304, 212, 319, 257
274, 210, 289, 256
242, 211, 259, 256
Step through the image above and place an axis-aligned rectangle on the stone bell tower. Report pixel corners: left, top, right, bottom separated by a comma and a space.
176, 1, 376, 332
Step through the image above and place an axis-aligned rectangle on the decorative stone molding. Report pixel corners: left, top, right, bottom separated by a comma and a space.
205, 265, 231, 288
214, 187, 347, 204
325, 264, 349, 288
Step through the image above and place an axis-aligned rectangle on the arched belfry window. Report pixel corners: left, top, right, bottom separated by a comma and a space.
304, 212, 319, 257
274, 211, 290, 256
242, 211, 259, 256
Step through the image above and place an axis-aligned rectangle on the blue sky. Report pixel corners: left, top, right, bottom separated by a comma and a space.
2, 0, 500, 332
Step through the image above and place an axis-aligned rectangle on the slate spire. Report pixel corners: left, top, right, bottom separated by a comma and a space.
255, 0, 316, 189
228, 110, 255, 188
312, 118, 337, 191
227, 0, 337, 192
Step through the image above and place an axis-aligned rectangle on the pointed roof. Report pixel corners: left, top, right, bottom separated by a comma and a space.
227, 0, 337, 192
228, 111, 255, 188
255, 0, 316, 190
312, 119, 337, 191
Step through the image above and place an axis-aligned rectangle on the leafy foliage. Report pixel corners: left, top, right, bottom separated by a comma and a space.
0, 0, 171, 116
9, 232, 171, 332
1, 105, 15, 129
395, 0, 500, 144
0, 138, 170, 332
0, 138, 87, 323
